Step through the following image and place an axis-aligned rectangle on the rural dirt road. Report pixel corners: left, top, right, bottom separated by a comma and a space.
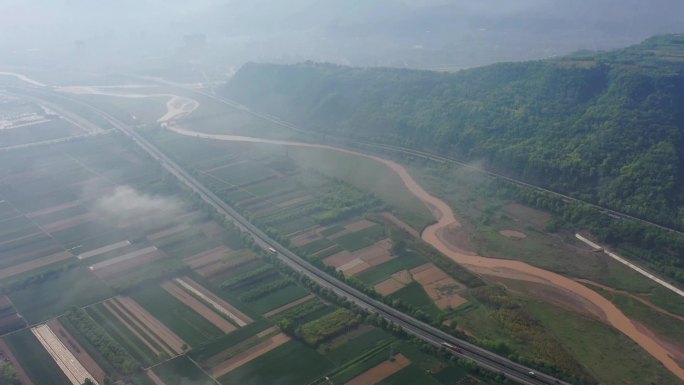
68, 86, 684, 380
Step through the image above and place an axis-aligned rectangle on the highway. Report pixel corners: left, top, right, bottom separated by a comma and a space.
36, 89, 569, 385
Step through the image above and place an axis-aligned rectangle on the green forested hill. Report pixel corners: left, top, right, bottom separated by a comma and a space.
223, 35, 684, 231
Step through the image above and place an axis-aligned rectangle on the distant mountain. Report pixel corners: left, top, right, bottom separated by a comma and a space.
2, 0, 684, 70
222, 35, 684, 231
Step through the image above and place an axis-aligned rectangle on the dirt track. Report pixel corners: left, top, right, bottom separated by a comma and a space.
69, 86, 684, 379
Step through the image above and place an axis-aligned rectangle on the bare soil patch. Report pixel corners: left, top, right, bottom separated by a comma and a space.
0, 231, 43, 248
505, 203, 551, 229
42, 212, 97, 233
201, 222, 224, 237
146, 224, 189, 241
77, 241, 131, 260
184, 246, 232, 270
256, 326, 280, 338
90, 245, 161, 270
499, 229, 527, 239
339, 258, 372, 276
0, 338, 34, 385
194, 262, 229, 278
323, 250, 356, 268
146, 369, 167, 385
291, 227, 323, 247
263, 294, 315, 318
0, 251, 72, 279
180, 277, 253, 325
47, 319, 105, 385
161, 281, 237, 333
1, 244, 61, 267
26, 200, 81, 218
410, 263, 467, 310
211, 333, 291, 377
344, 353, 411, 385
354, 239, 394, 267
375, 278, 406, 296
93, 249, 165, 279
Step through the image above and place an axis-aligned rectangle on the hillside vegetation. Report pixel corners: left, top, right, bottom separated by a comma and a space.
223, 35, 684, 232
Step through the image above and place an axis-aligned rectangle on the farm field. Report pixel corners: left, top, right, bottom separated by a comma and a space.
151, 355, 215, 385
2, 328, 71, 385
3, 82, 672, 385
216, 339, 333, 385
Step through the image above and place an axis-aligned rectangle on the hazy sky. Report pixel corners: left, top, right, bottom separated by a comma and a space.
1, 0, 683, 71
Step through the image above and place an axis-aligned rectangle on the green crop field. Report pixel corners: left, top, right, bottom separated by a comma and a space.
189, 320, 273, 365
3, 329, 71, 385
9, 265, 114, 323
86, 303, 160, 366
323, 327, 396, 365
389, 283, 440, 319
244, 283, 310, 314
357, 251, 426, 285
297, 238, 335, 255
153, 355, 215, 385
378, 365, 443, 385
333, 225, 386, 252
217, 340, 334, 385
130, 284, 224, 348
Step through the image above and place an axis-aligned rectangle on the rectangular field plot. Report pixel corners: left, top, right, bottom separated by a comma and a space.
376, 364, 443, 385
151, 355, 215, 385
0, 250, 73, 280
0, 118, 84, 148
85, 303, 161, 366
209, 163, 277, 186
210, 260, 310, 315
130, 285, 225, 348
8, 265, 114, 323
333, 225, 386, 252
2, 328, 72, 385
216, 340, 333, 385
356, 251, 426, 285
31, 324, 101, 385
161, 280, 237, 334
